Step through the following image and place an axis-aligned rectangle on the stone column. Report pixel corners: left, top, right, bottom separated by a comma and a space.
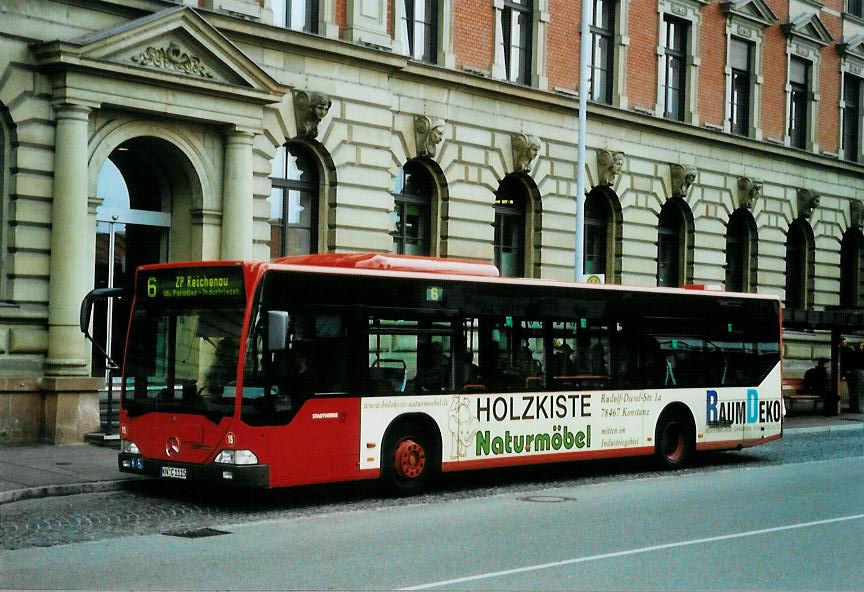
46, 102, 92, 376
220, 130, 255, 261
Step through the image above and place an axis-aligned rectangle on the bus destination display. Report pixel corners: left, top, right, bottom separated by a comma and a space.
141, 267, 244, 300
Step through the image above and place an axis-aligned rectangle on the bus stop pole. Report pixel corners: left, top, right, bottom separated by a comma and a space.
574, 0, 591, 281
831, 328, 840, 416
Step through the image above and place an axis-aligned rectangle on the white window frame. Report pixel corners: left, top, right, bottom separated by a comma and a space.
781, 12, 833, 152
721, 0, 777, 139
393, 0, 456, 68
839, 36, 864, 162
492, 0, 549, 90
654, 0, 709, 125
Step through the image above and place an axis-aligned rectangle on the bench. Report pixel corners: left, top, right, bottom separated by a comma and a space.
782, 378, 821, 412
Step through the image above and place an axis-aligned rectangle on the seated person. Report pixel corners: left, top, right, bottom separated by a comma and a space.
803, 358, 839, 416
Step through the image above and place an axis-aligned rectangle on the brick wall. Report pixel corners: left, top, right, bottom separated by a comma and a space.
453, 0, 495, 72
546, 0, 579, 91
698, 2, 727, 128
627, 1, 658, 111
819, 7, 842, 154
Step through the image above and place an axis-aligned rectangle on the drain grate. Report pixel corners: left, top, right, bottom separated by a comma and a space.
162, 528, 232, 539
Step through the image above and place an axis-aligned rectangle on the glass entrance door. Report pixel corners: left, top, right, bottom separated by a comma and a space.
92, 208, 170, 377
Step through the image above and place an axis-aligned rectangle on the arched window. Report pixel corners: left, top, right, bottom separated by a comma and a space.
657, 199, 683, 287
391, 160, 434, 256
584, 189, 612, 277
785, 218, 814, 309
841, 228, 864, 307
269, 143, 319, 259
725, 208, 757, 292
494, 175, 528, 277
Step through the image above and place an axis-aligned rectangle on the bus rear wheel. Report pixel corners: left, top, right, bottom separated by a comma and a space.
382, 424, 437, 496
655, 415, 694, 469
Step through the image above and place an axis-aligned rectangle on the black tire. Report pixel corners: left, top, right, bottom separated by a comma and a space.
381, 423, 438, 496
655, 414, 694, 469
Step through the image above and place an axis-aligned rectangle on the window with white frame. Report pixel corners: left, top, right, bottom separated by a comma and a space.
782, 12, 832, 151
273, 0, 319, 33
849, 0, 864, 19
502, 0, 532, 84
655, 1, 706, 124
720, 0, 775, 139
401, 0, 439, 63
589, 0, 616, 104
843, 73, 863, 162
662, 15, 688, 121
788, 56, 810, 149
729, 38, 753, 136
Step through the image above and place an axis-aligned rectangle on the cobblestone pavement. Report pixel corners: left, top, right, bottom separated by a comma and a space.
2, 431, 862, 550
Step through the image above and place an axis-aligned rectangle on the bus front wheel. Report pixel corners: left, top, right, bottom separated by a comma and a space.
382, 424, 437, 496
655, 414, 694, 469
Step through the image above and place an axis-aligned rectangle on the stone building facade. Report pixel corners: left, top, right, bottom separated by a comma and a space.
1, 0, 862, 443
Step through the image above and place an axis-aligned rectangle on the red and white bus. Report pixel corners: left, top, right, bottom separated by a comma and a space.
83, 253, 783, 495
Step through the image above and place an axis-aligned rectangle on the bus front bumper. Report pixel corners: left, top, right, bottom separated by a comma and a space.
119, 453, 270, 488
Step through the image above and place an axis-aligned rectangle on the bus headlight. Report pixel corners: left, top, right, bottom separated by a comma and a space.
121, 440, 140, 455
214, 450, 258, 465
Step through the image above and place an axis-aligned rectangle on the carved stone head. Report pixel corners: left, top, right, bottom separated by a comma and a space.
796, 188, 820, 220
415, 116, 447, 158
737, 177, 762, 210
851, 199, 863, 229
512, 133, 541, 173
671, 164, 698, 198
294, 91, 332, 138
597, 150, 625, 186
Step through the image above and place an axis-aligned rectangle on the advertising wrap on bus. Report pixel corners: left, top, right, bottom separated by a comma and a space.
97, 254, 782, 495
358, 364, 783, 473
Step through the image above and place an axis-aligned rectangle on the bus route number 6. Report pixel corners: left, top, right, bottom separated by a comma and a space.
147, 277, 157, 298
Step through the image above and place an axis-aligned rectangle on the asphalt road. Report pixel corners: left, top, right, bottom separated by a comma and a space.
1, 430, 862, 590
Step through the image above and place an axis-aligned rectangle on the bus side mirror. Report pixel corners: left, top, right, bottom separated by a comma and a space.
268, 311, 290, 353
79, 287, 127, 370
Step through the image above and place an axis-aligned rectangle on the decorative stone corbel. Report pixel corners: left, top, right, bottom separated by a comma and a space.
737, 177, 763, 210
850, 199, 863, 229
294, 91, 332, 138
670, 164, 697, 198
796, 188, 820, 220
511, 133, 541, 173
597, 150, 625, 186
414, 116, 447, 158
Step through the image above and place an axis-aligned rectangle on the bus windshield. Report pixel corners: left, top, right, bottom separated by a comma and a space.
123, 303, 245, 420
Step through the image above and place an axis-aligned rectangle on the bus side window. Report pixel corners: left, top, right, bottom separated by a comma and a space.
480, 317, 544, 392
367, 316, 454, 395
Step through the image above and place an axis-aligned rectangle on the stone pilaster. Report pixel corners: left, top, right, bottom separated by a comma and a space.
46, 102, 92, 377
220, 130, 255, 260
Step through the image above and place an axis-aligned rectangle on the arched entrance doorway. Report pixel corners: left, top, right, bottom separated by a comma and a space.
90, 137, 199, 395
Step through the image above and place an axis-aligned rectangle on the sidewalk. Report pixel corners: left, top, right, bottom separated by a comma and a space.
1, 412, 862, 505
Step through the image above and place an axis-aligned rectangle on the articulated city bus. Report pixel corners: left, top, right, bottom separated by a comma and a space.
83, 253, 783, 495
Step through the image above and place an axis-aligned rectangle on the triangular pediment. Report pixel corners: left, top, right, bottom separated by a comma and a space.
839, 34, 864, 61
720, 0, 778, 28
33, 7, 283, 97
782, 12, 833, 47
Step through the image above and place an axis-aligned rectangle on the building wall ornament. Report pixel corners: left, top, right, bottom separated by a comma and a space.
294, 91, 332, 138
796, 188, 820, 219
511, 133, 541, 173
414, 116, 447, 159
131, 42, 214, 79
737, 176, 762, 210
670, 164, 698, 198
850, 199, 864, 229
597, 150, 625, 186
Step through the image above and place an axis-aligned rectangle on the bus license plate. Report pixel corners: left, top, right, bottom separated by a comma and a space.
160, 466, 187, 480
